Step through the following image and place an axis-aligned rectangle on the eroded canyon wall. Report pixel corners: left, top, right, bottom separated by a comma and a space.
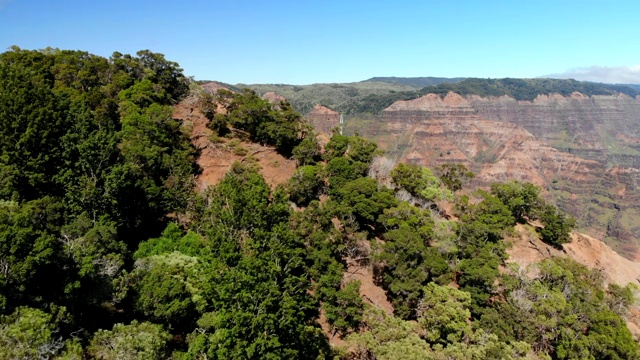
374, 92, 640, 258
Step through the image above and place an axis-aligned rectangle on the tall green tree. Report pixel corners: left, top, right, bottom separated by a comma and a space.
537, 203, 576, 247
417, 283, 472, 345
490, 181, 541, 223
391, 163, 452, 202
333, 177, 398, 231
211, 89, 308, 156
0, 48, 68, 199
0, 198, 68, 311
185, 164, 329, 359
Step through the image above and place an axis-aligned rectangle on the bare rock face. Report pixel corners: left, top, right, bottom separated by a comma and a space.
378, 92, 640, 258
306, 104, 340, 135
467, 93, 640, 167
201, 81, 230, 94
262, 91, 286, 104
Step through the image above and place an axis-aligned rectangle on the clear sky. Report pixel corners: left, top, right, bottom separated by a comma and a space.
1, 0, 639, 85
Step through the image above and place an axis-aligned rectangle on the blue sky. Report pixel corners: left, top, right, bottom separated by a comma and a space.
1, 0, 639, 84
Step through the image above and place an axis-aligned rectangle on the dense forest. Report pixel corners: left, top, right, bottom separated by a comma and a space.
0, 47, 638, 359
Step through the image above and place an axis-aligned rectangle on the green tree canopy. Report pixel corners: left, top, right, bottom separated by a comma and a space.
88, 321, 171, 360
391, 163, 452, 202
211, 89, 309, 156
490, 181, 542, 223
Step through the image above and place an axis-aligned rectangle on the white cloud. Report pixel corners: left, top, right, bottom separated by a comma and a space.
544, 65, 640, 84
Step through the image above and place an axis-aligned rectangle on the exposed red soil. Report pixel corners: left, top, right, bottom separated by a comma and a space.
318, 307, 347, 348
262, 91, 286, 104
172, 96, 297, 190
200, 81, 230, 94
507, 224, 640, 336
318, 260, 394, 348
344, 261, 394, 315
507, 224, 640, 287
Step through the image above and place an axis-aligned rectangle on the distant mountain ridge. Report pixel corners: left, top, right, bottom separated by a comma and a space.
240, 77, 640, 115
363, 76, 466, 88
620, 83, 640, 91
415, 78, 640, 101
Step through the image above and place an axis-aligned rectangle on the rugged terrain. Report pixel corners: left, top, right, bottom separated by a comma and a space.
240, 79, 640, 258
335, 91, 640, 259
176, 84, 640, 351
172, 94, 297, 191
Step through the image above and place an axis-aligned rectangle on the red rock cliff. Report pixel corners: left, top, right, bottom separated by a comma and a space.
378, 92, 640, 258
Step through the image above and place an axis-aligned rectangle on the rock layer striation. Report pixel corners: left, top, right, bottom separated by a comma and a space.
376, 92, 640, 258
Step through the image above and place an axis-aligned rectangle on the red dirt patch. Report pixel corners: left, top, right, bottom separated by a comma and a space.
200, 81, 230, 95
507, 224, 640, 337
507, 224, 640, 286
318, 260, 394, 348
262, 91, 286, 104
344, 262, 394, 315
172, 96, 297, 190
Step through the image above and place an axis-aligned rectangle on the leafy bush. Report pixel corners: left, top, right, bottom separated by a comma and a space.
391, 163, 452, 202
292, 135, 321, 166
490, 180, 541, 223
536, 203, 576, 247
210, 89, 308, 156
287, 165, 325, 206
88, 321, 171, 360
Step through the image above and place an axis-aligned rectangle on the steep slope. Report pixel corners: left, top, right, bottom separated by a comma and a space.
177, 91, 640, 348
508, 224, 640, 287
376, 92, 640, 258
468, 93, 640, 167
508, 224, 640, 336
306, 104, 341, 136
172, 95, 297, 190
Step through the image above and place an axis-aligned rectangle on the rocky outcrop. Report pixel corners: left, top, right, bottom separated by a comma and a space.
383, 91, 640, 166
470, 93, 640, 167
377, 92, 640, 258
306, 104, 340, 135
201, 81, 230, 94
262, 91, 286, 104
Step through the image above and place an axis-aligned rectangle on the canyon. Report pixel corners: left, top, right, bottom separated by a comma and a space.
305, 90, 640, 259
198, 82, 640, 337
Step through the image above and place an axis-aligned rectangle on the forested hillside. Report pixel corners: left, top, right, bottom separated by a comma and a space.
363, 76, 466, 88
0, 48, 638, 359
416, 78, 640, 101
242, 81, 420, 115
247, 77, 640, 115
